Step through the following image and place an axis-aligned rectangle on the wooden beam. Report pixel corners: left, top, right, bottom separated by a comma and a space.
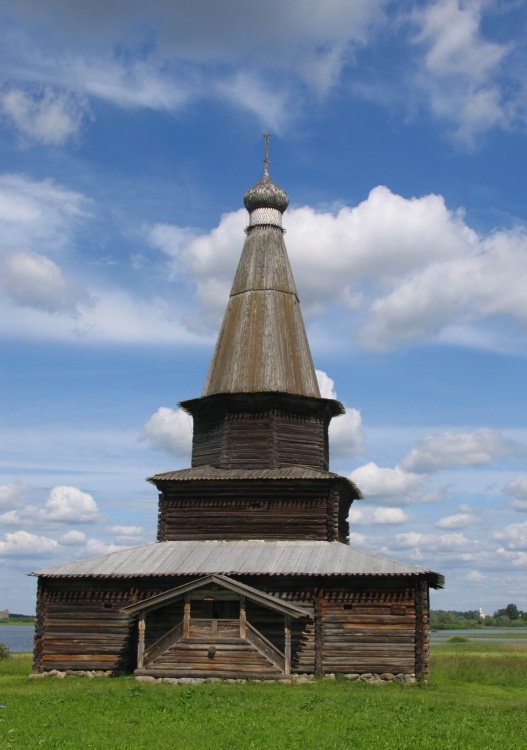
183, 594, 190, 638
284, 615, 291, 676
240, 596, 247, 639
137, 613, 145, 670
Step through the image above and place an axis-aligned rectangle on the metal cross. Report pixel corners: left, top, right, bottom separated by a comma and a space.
263, 131, 270, 172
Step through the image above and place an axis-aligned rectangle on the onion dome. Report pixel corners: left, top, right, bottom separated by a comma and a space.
243, 168, 289, 214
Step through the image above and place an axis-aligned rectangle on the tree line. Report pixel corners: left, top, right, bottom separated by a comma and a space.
430, 603, 527, 629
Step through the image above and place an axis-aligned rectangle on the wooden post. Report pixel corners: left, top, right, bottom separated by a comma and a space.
240, 596, 247, 639
183, 594, 190, 638
415, 578, 429, 680
137, 613, 145, 670
284, 615, 291, 676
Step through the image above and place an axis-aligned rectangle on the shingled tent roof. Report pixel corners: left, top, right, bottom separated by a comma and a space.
201, 163, 320, 398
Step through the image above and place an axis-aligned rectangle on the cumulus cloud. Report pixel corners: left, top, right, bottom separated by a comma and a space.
82, 538, 127, 556
435, 512, 479, 530
0, 530, 59, 557
0, 483, 27, 510
315, 370, 337, 400
59, 530, 87, 545
400, 428, 521, 473
141, 407, 193, 458
0, 86, 90, 145
42, 486, 101, 523
166, 186, 527, 352
348, 531, 367, 547
110, 525, 147, 543
349, 462, 427, 506
503, 475, 527, 512
410, 0, 512, 143
329, 409, 365, 460
348, 506, 408, 525
392, 530, 477, 564
494, 521, 527, 551
2, 251, 91, 316
373, 507, 408, 524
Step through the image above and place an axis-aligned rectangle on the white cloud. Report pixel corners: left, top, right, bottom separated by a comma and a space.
504, 475, 527, 512
373, 507, 408, 524
0, 173, 88, 255
82, 538, 128, 556
494, 521, 527, 551
0, 0, 389, 134
2, 251, 91, 316
111, 525, 147, 543
393, 530, 474, 555
170, 187, 527, 352
466, 570, 484, 583
347, 506, 408, 525
0, 86, 90, 145
410, 0, 512, 143
42, 486, 101, 523
348, 531, 367, 546
329, 408, 365, 460
315, 370, 337, 400
349, 462, 427, 505
0, 530, 59, 557
0, 483, 27, 510
362, 227, 527, 350
348, 507, 366, 525
435, 512, 478, 529
400, 428, 521, 473
141, 407, 193, 458
60, 530, 87, 545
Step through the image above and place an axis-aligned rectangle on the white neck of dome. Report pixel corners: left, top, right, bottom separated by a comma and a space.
248, 207, 283, 228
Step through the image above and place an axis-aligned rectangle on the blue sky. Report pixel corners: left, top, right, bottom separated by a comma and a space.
1, 0, 527, 615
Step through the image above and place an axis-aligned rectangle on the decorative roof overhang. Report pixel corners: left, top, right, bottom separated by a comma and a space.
120, 573, 312, 619
180, 391, 344, 419
147, 465, 362, 499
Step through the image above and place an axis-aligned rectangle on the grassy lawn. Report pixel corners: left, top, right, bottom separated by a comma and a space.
1, 642, 526, 750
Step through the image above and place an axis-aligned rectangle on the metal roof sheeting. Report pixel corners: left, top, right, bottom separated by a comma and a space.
29, 540, 443, 587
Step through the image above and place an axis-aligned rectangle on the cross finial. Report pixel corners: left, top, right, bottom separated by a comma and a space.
263, 131, 270, 175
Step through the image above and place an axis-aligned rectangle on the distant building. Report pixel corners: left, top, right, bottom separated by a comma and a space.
0, 610, 9, 619
479, 608, 486, 619
30, 143, 443, 680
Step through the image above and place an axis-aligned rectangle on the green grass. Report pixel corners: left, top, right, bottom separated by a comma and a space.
1, 644, 527, 750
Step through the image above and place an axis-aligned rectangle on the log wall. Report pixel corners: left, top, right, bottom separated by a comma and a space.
33, 575, 430, 677
184, 393, 337, 472
320, 584, 418, 675
157, 479, 352, 543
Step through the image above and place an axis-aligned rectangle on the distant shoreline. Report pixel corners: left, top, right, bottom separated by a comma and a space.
0, 618, 35, 626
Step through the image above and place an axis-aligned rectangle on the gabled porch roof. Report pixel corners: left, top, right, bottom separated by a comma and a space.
121, 573, 312, 619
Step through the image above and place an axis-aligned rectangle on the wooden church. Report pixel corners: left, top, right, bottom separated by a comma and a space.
31, 142, 443, 680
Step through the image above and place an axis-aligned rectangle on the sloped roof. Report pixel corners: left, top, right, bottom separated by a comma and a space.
147, 466, 363, 498
30, 540, 443, 587
121, 574, 311, 619
201, 223, 320, 398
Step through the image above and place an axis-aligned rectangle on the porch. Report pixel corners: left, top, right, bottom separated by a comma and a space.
122, 574, 312, 679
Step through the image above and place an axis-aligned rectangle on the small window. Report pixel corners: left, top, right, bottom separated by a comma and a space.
103, 603, 113, 610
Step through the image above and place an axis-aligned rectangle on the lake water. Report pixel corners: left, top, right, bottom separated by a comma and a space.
0, 625, 34, 652
2, 624, 525, 653
431, 627, 527, 643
